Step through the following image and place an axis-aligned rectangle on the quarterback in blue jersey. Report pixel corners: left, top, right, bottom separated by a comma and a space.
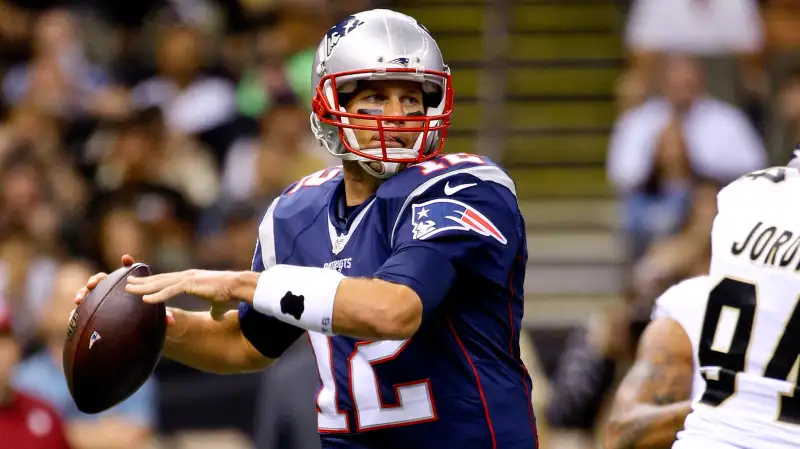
75, 9, 536, 449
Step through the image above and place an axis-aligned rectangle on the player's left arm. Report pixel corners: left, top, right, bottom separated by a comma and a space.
602, 317, 694, 449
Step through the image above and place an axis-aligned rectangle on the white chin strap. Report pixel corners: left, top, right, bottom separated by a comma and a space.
337, 148, 414, 179
310, 111, 436, 181
359, 161, 402, 179
344, 128, 428, 180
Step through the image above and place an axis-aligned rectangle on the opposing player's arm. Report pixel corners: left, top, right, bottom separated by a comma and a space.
603, 317, 694, 449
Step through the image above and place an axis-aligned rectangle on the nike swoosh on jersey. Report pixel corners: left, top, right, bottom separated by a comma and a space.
443, 182, 477, 196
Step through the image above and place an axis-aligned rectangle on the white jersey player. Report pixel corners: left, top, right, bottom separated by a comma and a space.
650, 276, 712, 402
605, 166, 800, 449
603, 276, 705, 449
675, 166, 800, 448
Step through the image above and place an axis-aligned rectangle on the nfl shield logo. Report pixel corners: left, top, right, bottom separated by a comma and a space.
332, 235, 346, 255
89, 331, 102, 349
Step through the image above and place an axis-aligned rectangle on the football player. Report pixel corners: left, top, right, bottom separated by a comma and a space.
75, 9, 536, 449
603, 276, 707, 448
605, 163, 800, 448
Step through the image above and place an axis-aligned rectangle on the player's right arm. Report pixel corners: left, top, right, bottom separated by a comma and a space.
74, 256, 278, 375
602, 317, 694, 449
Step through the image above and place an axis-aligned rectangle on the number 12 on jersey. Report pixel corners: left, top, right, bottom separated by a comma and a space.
699, 277, 800, 424
308, 333, 437, 433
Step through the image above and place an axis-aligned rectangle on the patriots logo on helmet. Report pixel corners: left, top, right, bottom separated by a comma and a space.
326, 15, 366, 56
387, 57, 410, 67
411, 198, 507, 244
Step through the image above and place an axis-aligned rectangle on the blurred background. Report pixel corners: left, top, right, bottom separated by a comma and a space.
0, 0, 794, 447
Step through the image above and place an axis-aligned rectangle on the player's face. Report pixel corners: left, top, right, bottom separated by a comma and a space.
344, 80, 425, 150
662, 55, 703, 111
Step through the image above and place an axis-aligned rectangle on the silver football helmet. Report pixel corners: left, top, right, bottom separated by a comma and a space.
309, 9, 454, 179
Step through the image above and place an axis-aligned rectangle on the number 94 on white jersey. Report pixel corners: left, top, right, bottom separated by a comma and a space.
676, 166, 800, 448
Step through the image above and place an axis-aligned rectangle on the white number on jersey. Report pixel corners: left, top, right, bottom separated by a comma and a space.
414, 153, 486, 175
741, 167, 789, 184
308, 333, 436, 432
286, 167, 342, 194
698, 277, 800, 424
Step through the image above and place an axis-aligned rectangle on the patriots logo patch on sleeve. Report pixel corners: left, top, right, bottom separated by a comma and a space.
411, 198, 507, 244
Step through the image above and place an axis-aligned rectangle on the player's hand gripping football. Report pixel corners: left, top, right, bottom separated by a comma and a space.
124, 267, 240, 321
72, 255, 177, 326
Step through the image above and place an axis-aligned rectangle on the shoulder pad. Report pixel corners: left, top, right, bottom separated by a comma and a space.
651, 276, 713, 322
382, 153, 515, 200
382, 156, 517, 246
267, 167, 343, 227
282, 166, 343, 196
718, 166, 800, 215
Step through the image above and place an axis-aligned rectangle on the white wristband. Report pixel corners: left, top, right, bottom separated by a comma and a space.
252, 265, 345, 336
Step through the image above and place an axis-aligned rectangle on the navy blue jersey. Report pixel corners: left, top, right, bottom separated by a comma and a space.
238, 153, 536, 448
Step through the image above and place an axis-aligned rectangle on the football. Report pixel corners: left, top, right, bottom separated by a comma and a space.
63, 263, 166, 414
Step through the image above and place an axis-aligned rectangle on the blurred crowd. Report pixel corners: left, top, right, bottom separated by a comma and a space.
0, 0, 371, 448
3, 0, 800, 448
543, 1, 800, 447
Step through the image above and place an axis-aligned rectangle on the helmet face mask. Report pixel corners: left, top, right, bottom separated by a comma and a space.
309, 10, 455, 178
312, 68, 454, 164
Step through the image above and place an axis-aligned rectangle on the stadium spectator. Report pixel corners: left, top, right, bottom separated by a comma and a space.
762, 0, 800, 54
130, 22, 239, 163
0, 306, 71, 449
778, 69, 800, 147
235, 8, 322, 119
624, 0, 763, 93
90, 106, 219, 211
546, 54, 767, 440
220, 102, 330, 206
0, 150, 65, 348
2, 9, 112, 120
608, 54, 766, 298
626, 0, 763, 54
14, 260, 158, 449
0, 230, 58, 350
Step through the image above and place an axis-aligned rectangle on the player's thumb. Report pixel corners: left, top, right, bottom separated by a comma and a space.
209, 304, 228, 322
121, 254, 135, 267
165, 308, 176, 326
